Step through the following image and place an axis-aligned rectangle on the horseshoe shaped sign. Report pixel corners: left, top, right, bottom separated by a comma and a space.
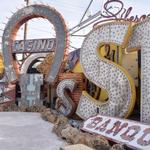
2, 4, 68, 83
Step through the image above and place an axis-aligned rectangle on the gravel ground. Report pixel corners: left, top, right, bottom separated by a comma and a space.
0, 112, 66, 150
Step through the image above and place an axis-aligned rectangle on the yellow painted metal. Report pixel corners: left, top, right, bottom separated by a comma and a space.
98, 43, 136, 118
0, 53, 4, 75
71, 44, 138, 108
121, 51, 138, 87
72, 61, 83, 73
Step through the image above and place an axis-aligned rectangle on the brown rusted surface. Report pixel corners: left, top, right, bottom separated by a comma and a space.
37, 53, 54, 75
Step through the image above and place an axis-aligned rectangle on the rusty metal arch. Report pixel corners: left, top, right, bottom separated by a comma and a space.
2, 4, 68, 83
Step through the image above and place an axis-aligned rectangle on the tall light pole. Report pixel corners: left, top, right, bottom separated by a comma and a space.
22, 0, 30, 60
24, 0, 29, 41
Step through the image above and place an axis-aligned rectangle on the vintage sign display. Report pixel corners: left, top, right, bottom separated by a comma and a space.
2, 4, 68, 83
1, 0, 150, 134
13, 38, 56, 53
82, 115, 150, 150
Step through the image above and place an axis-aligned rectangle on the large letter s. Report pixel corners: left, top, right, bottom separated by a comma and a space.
76, 22, 136, 120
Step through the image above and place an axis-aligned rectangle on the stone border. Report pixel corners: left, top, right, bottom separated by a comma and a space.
0, 103, 132, 150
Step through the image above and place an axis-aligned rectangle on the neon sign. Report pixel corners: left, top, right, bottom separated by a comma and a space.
94, 0, 150, 26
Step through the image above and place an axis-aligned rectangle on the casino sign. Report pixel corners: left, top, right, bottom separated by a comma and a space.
13, 38, 56, 53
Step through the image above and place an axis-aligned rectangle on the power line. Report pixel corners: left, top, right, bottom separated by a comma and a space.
79, 0, 94, 23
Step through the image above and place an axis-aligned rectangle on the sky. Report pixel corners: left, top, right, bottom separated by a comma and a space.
0, 0, 150, 51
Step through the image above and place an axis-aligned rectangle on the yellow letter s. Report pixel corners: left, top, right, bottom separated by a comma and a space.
76, 22, 136, 120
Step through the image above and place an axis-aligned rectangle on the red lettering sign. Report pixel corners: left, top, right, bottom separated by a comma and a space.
82, 115, 150, 150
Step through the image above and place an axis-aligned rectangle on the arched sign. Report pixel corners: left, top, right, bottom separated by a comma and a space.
2, 4, 68, 83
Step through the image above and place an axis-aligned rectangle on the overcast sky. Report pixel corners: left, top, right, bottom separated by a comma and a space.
0, 0, 149, 50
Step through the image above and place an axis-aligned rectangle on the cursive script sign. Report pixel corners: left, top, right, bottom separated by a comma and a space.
94, 0, 150, 26
82, 115, 150, 150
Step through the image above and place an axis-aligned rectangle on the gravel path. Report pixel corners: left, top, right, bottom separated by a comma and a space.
0, 112, 66, 150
